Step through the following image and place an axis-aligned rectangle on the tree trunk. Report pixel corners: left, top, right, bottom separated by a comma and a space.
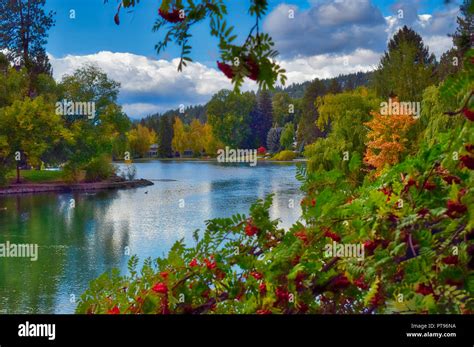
16, 162, 20, 184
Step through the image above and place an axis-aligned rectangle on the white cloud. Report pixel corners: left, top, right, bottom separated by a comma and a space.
280, 49, 379, 85
49, 51, 261, 118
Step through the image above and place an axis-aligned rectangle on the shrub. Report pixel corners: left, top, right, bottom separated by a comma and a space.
273, 150, 296, 161
84, 155, 115, 182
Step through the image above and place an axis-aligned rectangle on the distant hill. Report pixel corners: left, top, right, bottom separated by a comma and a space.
137, 70, 374, 129
274, 71, 374, 98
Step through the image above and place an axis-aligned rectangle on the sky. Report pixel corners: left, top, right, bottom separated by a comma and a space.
44, 0, 463, 118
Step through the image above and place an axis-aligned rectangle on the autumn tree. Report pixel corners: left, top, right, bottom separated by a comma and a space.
364, 97, 417, 174
128, 124, 158, 158
172, 117, 189, 155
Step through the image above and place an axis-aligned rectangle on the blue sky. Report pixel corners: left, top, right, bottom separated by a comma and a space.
44, 0, 462, 118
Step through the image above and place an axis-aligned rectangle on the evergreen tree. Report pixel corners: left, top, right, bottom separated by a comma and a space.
251, 90, 273, 148
296, 79, 327, 148
451, 0, 474, 58
0, 0, 55, 77
158, 115, 174, 157
373, 26, 436, 101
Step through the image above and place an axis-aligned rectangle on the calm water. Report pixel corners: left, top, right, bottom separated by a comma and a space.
0, 161, 303, 313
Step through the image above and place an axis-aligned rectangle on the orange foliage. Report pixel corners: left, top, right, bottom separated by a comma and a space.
364, 98, 416, 174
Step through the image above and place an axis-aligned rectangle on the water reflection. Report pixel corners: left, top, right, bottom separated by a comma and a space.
0, 161, 303, 313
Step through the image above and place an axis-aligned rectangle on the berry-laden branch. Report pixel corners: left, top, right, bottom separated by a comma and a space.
444, 90, 474, 120
109, 0, 286, 91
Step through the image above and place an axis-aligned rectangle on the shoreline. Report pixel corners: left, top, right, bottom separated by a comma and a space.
0, 179, 154, 196
117, 157, 307, 164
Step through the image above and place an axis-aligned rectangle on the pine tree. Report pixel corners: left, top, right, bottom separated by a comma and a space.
296, 79, 327, 148
0, 0, 55, 75
251, 90, 273, 148
374, 26, 435, 101
158, 115, 173, 158
451, 0, 474, 58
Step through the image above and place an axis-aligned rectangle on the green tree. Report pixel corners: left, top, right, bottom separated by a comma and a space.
0, 97, 68, 183
0, 0, 55, 94
373, 26, 435, 101
272, 92, 296, 127
296, 79, 327, 148
305, 88, 380, 175
158, 115, 174, 158
251, 90, 273, 147
206, 90, 256, 148
280, 122, 295, 150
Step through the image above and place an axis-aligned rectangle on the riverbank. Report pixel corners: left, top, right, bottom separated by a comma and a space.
0, 178, 153, 195
118, 157, 307, 164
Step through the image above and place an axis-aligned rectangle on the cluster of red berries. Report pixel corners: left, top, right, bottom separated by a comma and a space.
245, 220, 260, 236
158, 8, 185, 23
216, 56, 260, 81
462, 107, 474, 121
416, 283, 434, 296
460, 144, 474, 170
323, 228, 341, 242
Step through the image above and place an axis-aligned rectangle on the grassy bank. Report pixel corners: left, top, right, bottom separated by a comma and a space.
6, 170, 63, 183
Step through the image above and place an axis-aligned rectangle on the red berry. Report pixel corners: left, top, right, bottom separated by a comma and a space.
446, 199, 467, 218
244, 56, 259, 80
217, 61, 234, 79
158, 8, 185, 23
152, 282, 168, 294
251, 271, 263, 280
423, 180, 436, 191
462, 107, 474, 121
364, 240, 378, 255
259, 282, 267, 295
189, 258, 198, 267
256, 309, 272, 314
330, 274, 350, 290
203, 258, 217, 270
415, 283, 433, 296
442, 175, 461, 184
354, 276, 368, 290
295, 230, 308, 243
323, 229, 341, 242
245, 221, 259, 236
465, 144, 474, 153
275, 287, 289, 302
107, 305, 120, 314
442, 255, 459, 265
160, 271, 169, 279
460, 155, 474, 170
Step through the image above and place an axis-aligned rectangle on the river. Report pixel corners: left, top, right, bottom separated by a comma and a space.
0, 160, 303, 313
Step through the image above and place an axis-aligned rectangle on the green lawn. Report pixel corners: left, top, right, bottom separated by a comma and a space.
7, 170, 64, 183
